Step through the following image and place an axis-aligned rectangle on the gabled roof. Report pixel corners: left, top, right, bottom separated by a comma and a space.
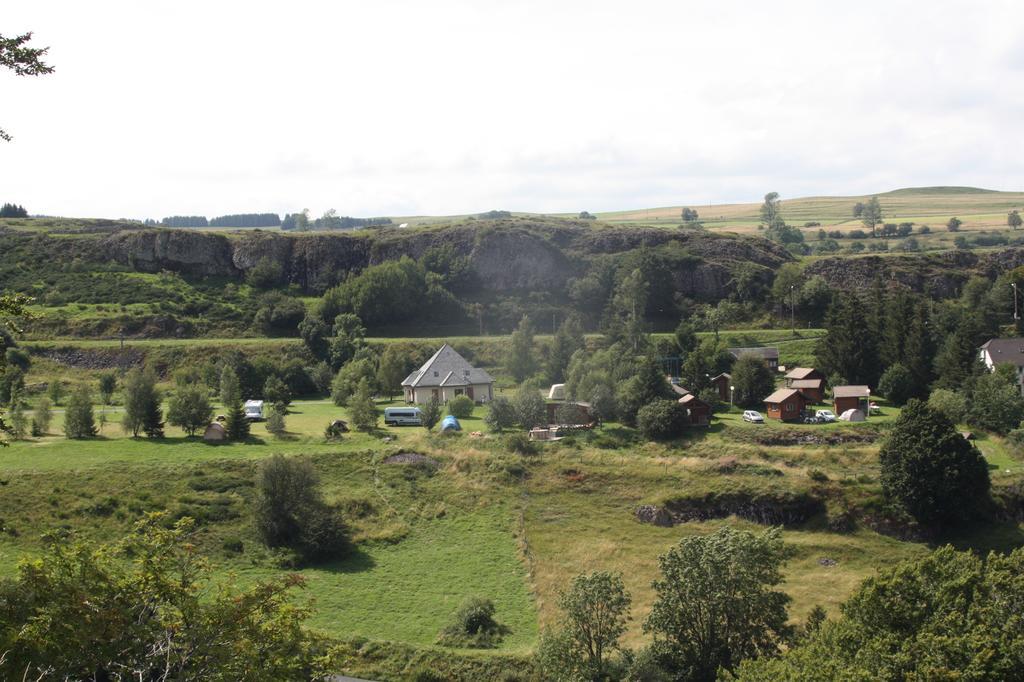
670, 383, 691, 397
980, 338, 1024, 367
401, 344, 494, 388
729, 347, 779, 360
791, 378, 824, 389
833, 385, 871, 398
785, 367, 821, 380
711, 372, 731, 381
678, 393, 709, 407
763, 388, 809, 404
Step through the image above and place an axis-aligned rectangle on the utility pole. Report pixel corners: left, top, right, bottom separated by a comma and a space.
790, 285, 795, 334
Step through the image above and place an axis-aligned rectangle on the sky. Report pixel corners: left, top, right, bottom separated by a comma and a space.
3, 0, 1024, 219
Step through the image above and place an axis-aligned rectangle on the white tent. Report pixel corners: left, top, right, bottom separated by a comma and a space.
548, 384, 566, 400
838, 408, 865, 422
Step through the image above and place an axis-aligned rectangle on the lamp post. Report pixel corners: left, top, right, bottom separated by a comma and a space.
1014, 282, 1019, 321
730, 385, 735, 406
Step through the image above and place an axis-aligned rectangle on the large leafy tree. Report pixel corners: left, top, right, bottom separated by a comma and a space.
0, 32, 54, 142
879, 399, 990, 525
733, 545, 1024, 681
122, 368, 164, 438
167, 384, 214, 437
537, 572, 632, 681
617, 356, 673, 426
645, 527, 792, 681
0, 514, 329, 680
731, 354, 776, 408
968, 369, 1024, 435
861, 195, 882, 236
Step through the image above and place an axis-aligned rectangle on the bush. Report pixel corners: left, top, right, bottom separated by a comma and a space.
505, 432, 538, 456
877, 364, 914, 406
166, 385, 213, 437
253, 454, 350, 564
31, 397, 52, 436
63, 385, 97, 439
484, 395, 517, 432
438, 597, 506, 648
447, 394, 475, 419
347, 378, 378, 432
637, 400, 688, 440
928, 388, 967, 424
513, 386, 546, 429
266, 407, 286, 437
880, 399, 990, 525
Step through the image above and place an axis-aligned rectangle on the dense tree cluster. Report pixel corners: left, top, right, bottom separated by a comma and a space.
0, 202, 28, 217
208, 212, 280, 227
161, 215, 209, 228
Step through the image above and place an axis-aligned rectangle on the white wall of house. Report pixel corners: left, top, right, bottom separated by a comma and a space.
980, 350, 1024, 392
405, 384, 493, 404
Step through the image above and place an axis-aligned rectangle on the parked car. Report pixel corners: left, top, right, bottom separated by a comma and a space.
742, 410, 764, 423
816, 409, 837, 423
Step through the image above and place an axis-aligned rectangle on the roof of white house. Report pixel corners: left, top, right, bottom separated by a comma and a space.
980, 338, 1024, 367
401, 344, 494, 388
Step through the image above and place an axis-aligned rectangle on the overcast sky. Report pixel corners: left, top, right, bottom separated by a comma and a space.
3, 1, 1023, 219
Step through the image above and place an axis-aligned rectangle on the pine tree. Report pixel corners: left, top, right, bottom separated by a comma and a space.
933, 314, 981, 390
508, 315, 537, 383
546, 314, 585, 384
903, 303, 935, 393
225, 399, 250, 441
816, 294, 879, 386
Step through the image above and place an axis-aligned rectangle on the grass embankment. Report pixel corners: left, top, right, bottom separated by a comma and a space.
3, 394, 1023, 665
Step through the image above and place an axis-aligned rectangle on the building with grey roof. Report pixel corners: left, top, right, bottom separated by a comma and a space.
401, 344, 495, 404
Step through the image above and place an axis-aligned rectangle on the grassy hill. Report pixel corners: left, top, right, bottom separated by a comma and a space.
591, 186, 1024, 233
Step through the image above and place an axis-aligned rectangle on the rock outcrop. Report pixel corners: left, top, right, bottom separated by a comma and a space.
98, 219, 793, 299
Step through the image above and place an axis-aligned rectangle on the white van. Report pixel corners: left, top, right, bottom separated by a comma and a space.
384, 407, 424, 426
243, 400, 264, 421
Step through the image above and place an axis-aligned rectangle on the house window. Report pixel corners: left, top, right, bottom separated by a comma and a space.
433, 371, 439, 377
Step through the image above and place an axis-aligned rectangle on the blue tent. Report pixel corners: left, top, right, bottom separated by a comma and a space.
440, 415, 461, 432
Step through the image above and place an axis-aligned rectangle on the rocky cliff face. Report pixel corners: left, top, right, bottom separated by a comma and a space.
99, 220, 792, 300
804, 248, 1024, 298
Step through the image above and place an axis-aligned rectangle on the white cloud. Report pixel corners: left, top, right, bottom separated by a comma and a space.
2, 0, 1023, 218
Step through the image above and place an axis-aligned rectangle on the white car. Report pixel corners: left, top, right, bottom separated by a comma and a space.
742, 410, 765, 423
815, 409, 837, 423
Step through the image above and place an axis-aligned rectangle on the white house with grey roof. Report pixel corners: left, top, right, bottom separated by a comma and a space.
980, 337, 1024, 393
402, 344, 495, 404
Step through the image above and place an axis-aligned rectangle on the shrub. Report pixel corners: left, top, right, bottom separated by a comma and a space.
421, 396, 442, 431
447, 395, 474, 419
253, 454, 350, 564
347, 378, 378, 432
505, 432, 538, 456
484, 395, 516, 432
928, 388, 967, 424
438, 597, 506, 648
877, 364, 914, 406
513, 386, 546, 429
636, 399, 688, 440
32, 397, 53, 435
266, 407, 286, 437
167, 385, 213, 437
63, 385, 97, 439
97, 372, 117, 404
